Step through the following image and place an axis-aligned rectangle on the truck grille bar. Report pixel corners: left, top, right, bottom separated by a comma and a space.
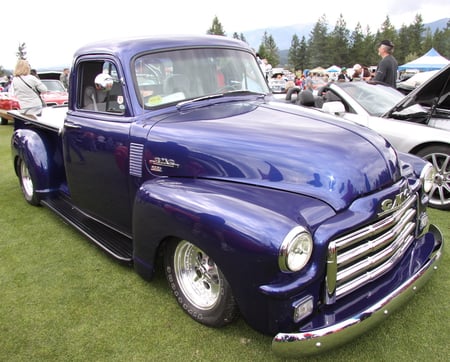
325, 193, 417, 304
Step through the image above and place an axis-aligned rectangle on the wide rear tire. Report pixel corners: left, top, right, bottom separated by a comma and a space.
18, 157, 41, 206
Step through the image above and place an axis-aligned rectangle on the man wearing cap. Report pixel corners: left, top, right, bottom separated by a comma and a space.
338, 67, 351, 82
374, 40, 398, 87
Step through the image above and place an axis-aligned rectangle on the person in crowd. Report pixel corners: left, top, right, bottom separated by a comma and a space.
30, 69, 39, 78
11, 59, 47, 116
374, 40, 398, 87
352, 64, 363, 80
304, 71, 313, 91
2, 75, 13, 92
60, 68, 70, 89
337, 67, 352, 82
352, 64, 371, 81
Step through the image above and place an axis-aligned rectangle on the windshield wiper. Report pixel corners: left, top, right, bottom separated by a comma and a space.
176, 90, 266, 110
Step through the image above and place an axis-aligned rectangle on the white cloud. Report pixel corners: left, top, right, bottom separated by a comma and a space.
1, 0, 448, 69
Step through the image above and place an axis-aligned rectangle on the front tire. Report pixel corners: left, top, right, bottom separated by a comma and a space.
416, 145, 450, 210
18, 157, 40, 206
164, 239, 238, 327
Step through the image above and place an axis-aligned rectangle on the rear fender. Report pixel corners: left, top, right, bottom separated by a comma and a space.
11, 129, 63, 196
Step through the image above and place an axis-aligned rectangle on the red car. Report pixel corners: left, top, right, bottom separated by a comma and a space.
0, 79, 68, 124
40, 79, 69, 106
0, 93, 20, 125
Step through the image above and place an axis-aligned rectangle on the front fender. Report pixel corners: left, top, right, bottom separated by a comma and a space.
133, 178, 289, 276
132, 177, 335, 333
11, 129, 63, 195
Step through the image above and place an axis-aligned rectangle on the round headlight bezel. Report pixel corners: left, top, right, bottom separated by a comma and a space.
279, 227, 313, 272
420, 162, 436, 193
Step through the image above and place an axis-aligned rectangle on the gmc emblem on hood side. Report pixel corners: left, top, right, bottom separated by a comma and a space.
379, 187, 411, 216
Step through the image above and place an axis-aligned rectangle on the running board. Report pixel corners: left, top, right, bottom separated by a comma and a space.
41, 197, 133, 263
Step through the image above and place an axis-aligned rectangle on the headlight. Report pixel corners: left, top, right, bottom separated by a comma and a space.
420, 163, 436, 193
279, 227, 313, 272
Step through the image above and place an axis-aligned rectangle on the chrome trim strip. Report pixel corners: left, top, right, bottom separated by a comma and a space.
129, 143, 144, 177
337, 209, 416, 268
272, 225, 443, 357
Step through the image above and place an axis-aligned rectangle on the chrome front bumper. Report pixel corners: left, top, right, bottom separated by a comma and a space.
272, 224, 444, 357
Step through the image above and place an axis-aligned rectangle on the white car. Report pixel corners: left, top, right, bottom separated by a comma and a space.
318, 64, 450, 210
397, 70, 439, 94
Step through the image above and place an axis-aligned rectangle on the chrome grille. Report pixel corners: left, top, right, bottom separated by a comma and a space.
325, 192, 417, 304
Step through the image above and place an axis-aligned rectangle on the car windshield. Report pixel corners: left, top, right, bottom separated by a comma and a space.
134, 48, 269, 108
336, 81, 425, 117
42, 80, 66, 92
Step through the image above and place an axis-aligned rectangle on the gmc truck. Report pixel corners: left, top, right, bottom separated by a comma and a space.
9, 35, 443, 357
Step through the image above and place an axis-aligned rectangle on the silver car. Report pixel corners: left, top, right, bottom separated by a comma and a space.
319, 64, 450, 210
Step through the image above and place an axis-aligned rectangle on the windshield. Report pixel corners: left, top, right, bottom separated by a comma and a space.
133, 48, 269, 108
337, 82, 426, 117
42, 80, 67, 92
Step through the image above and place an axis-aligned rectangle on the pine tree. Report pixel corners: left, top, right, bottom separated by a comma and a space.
288, 34, 303, 71
207, 16, 226, 36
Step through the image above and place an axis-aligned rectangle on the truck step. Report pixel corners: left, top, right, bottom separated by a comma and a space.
41, 196, 133, 263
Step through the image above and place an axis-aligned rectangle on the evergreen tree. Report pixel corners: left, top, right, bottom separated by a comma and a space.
409, 14, 425, 54
298, 36, 308, 71
329, 14, 350, 67
349, 23, 365, 65
360, 25, 378, 66
207, 16, 226, 36
288, 34, 303, 71
307, 14, 329, 68
238, 32, 247, 43
260, 31, 279, 67
397, 24, 411, 64
377, 16, 397, 47
433, 20, 450, 58
422, 28, 433, 53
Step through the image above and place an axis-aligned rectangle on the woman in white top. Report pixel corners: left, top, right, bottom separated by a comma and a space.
11, 59, 47, 116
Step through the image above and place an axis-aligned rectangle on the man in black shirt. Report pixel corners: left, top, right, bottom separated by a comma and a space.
374, 40, 398, 87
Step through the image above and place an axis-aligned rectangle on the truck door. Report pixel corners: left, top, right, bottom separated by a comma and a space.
63, 59, 133, 232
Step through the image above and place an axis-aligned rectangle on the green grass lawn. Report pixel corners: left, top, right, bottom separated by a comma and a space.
0, 123, 448, 361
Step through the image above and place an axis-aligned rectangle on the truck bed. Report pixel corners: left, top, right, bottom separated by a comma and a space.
9, 106, 68, 132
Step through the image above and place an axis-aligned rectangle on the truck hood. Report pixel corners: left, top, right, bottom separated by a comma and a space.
146, 101, 400, 211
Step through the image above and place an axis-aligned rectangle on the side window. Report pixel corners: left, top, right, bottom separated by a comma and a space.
78, 60, 125, 114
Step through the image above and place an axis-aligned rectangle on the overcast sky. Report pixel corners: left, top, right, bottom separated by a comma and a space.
1, 0, 448, 69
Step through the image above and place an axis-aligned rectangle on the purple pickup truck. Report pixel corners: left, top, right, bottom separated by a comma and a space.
10, 35, 443, 357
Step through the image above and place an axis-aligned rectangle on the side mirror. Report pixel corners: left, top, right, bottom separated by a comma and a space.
94, 73, 114, 91
322, 101, 345, 116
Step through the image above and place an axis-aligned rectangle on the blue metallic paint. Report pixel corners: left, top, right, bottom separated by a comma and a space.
144, 101, 401, 211
9, 35, 444, 357
11, 127, 64, 196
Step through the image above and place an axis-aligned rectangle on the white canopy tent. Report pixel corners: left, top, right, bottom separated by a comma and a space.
325, 65, 341, 73
398, 48, 449, 72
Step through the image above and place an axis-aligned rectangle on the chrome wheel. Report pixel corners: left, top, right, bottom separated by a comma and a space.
18, 158, 40, 206
173, 240, 222, 310
417, 146, 450, 210
164, 238, 238, 327
20, 160, 34, 200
